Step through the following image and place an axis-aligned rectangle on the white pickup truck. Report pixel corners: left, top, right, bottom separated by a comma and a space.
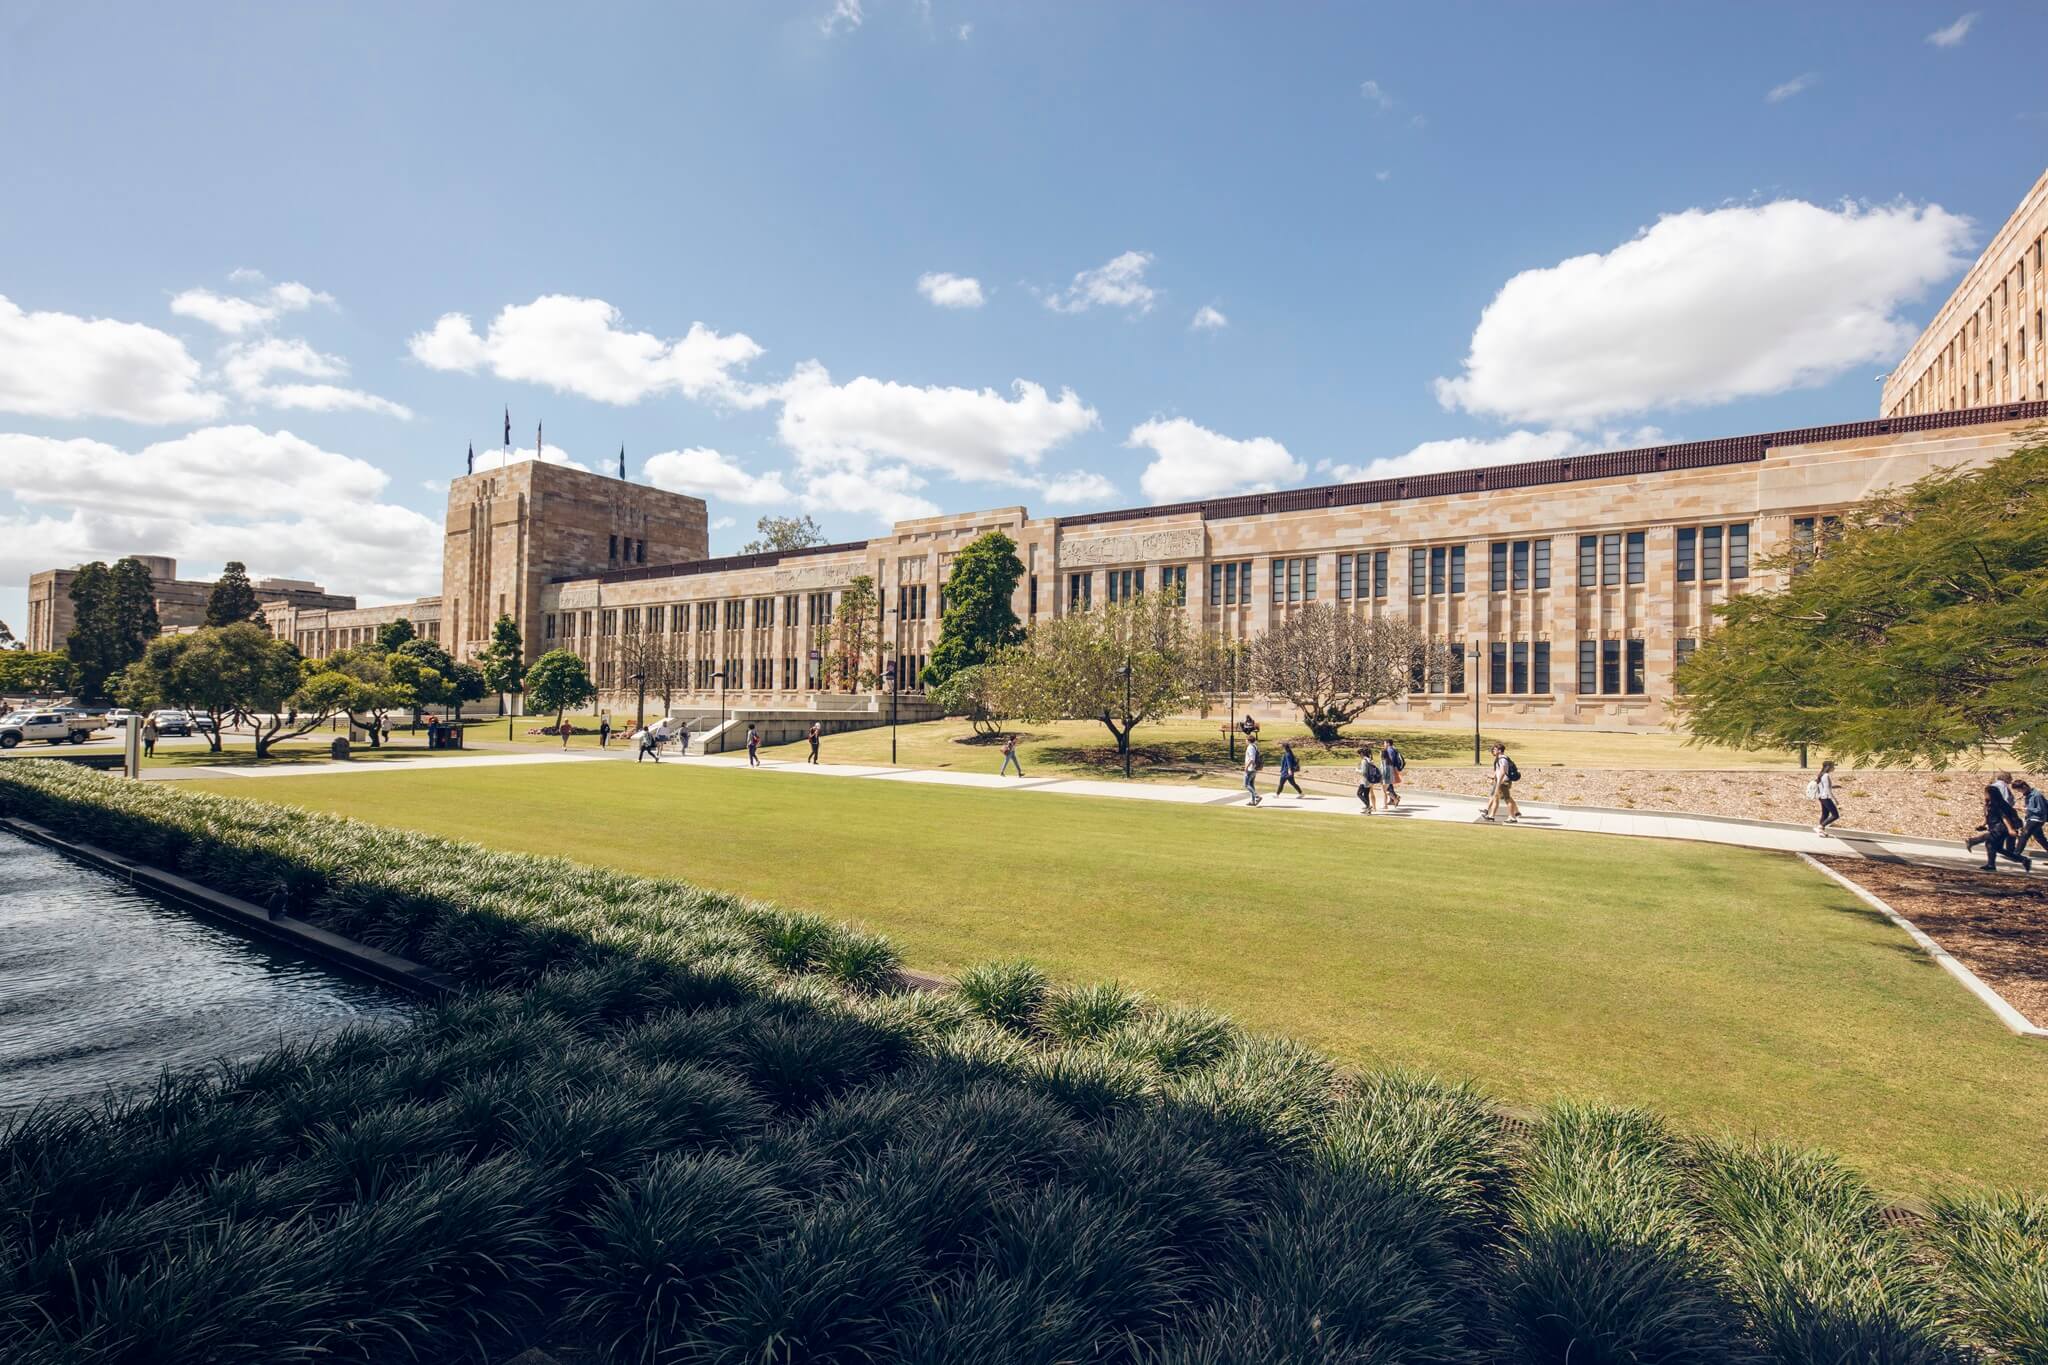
0, 710, 104, 748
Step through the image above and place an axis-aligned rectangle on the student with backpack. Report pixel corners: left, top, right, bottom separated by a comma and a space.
1480, 743, 1520, 823
2016, 779, 2048, 856
1356, 746, 1382, 814
1379, 738, 1404, 809
745, 724, 761, 767
999, 734, 1024, 777
1807, 760, 1840, 835
1274, 741, 1305, 797
1243, 737, 1262, 806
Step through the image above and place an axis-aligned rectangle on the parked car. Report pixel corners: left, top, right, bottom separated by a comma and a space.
0, 711, 100, 748
190, 714, 219, 734
148, 710, 196, 737
105, 708, 138, 727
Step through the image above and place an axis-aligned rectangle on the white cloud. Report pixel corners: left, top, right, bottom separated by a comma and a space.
1127, 417, 1305, 503
1190, 304, 1228, 331
1359, 79, 1394, 109
0, 296, 223, 424
169, 280, 334, 335
775, 361, 1098, 483
644, 447, 793, 505
1925, 12, 1978, 46
1765, 72, 1817, 103
916, 272, 986, 309
219, 337, 412, 418
799, 466, 939, 523
1039, 470, 1118, 505
471, 443, 590, 474
1433, 198, 1973, 426
1044, 251, 1158, 314
408, 295, 765, 406
820, 0, 862, 34
1375, 169, 1392, 182
1316, 429, 1609, 484
957, 22, 972, 39
0, 426, 440, 601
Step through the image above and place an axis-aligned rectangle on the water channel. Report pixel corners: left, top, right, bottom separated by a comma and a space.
0, 829, 414, 1116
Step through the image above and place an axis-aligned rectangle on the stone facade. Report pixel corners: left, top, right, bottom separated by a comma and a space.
262, 596, 443, 657
1883, 166, 2048, 417
539, 403, 2047, 728
23, 555, 354, 653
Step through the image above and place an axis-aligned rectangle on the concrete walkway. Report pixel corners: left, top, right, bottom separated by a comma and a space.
149, 741, 2032, 872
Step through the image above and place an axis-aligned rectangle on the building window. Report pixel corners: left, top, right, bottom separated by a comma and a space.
1068, 572, 1093, 610
1160, 565, 1188, 604
1028, 574, 1038, 615
1533, 538, 1550, 589
1490, 542, 1508, 592
1675, 637, 1697, 691
1489, 642, 1507, 694
1510, 541, 1529, 591
1209, 564, 1223, 606
1676, 527, 1695, 582
637, 540, 646, 564
1337, 553, 1354, 599
1448, 546, 1464, 594
1372, 550, 1388, 598
1533, 641, 1550, 693
1601, 639, 1621, 694
1728, 523, 1749, 579
1107, 568, 1144, 602
544, 613, 555, 640
1410, 548, 1427, 597
609, 534, 618, 562
1701, 526, 1722, 581
1625, 531, 1645, 585
1600, 533, 1620, 586
1512, 641, 1530, 694
1429, 547, 1446, 595
1579, 639, 1597, 695
1626, 639, 1646, 695
1448, 642, 1464, 693
1579, 535, 1597, 586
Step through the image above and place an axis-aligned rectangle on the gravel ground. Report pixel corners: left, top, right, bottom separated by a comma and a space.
1300, 764, 2039, 843
1817, 856, 2048, 1029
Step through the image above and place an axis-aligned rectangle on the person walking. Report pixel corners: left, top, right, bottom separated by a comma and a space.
746, 724, 761, 767
676, 724, 690, 756
559, 720, 571, 751
1275, 740, 1305, 797
1243, 736, 1262, 806
599, 717, 612, 749
1379, 737, 1404, 810
1980, 774, 2032, 872
999, 734, 1024, 777
2015, 779, 2048, 855
806, 721, 822, 764
141, 715, 158, 759
1480, 742, 1520, 823
638, 720, 664, 763
1809, 760, 1840, 835
1356, 746, 1380, 814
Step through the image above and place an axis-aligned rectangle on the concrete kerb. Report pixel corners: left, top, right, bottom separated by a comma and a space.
1797, 851, 2048, 1041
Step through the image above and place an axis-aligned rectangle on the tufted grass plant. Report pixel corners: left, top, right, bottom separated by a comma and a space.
1923, 1190, 2048, 1364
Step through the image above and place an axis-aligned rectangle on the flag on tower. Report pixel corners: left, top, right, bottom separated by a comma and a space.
466, 443, 474, 476
537, 421, 543, 461
503, 408, 510, 448
619, 444, 626, 480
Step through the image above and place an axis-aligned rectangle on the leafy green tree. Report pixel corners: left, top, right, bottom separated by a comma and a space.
66, 558, 160, 699
387, 637, 464, 724
926, 661, 1009, 737
375, 618, 417, 652
924, 530, 1024, 688
0, 619, 16, 649
742, 514, 827, 555
204, 561, 264, 626
317, 644, 404, 743
525, 649, 596, 731
112, 624, 333, 756
988, 592, 1208, 760
0, 651, 70, 697
477, 613, 525, 710
1249, 604, 1452, 742
1681, 435, 2048, 769
817, 574, 881, 691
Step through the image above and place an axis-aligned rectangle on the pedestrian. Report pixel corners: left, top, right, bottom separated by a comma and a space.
999, 734, 1024, 777
2016, 779, 2048, 855
1243, 736, 1262, 806
676, 724, 690, 756
1980, 773, 2032, 872
560, 721, 571, 751
1356, 746, 1380, 814
1808, 760, 1840, 835
599, 717, 612, 749
1379, 737, 1404, 809
807, 721, 821, 764
638, 720, 664, 763
746, 724, 761, 767
1275, 740, 1305, 797
1239, 714, 1261, 746
1480, 742, 1520, 823
141, 716, 158, 758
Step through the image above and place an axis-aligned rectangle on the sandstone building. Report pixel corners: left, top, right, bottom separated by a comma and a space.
23, 556, 353, 654
1882, 166, 2048, 417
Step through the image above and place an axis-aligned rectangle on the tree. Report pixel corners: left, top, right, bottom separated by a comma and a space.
205, 561, 264, 626
112, 624, 335, 756
525, 649, 596, 731
817, 575, 881, 691
476, 614, 525, 711
375, 618, 417, 653
989, 593, 1208, 759
0, 651, 70, 697
927, 661, 1008, 737
1681, 435, 2048, 769
388, 637, 462, 724
1248, 604, 1454, 742
924, 530, 1024, 688
611, 623, 676, 719
319, 644, 404, 744
743, 514, 827, 555
67, 558, 160, 700
0, 619, 16, 649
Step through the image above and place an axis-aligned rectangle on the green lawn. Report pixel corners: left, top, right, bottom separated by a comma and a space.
186, 760, 2048, 1193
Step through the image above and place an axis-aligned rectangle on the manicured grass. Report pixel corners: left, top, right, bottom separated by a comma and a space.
185, 761, 2048, 1192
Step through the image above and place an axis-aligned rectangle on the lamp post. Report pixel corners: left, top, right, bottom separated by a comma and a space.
712, 670, 727, 753
1225, 646, 1238, 763
888, 606, 903, 765
632, 671, 647, 731
1120, 660, 1133, 779
1467, 641, 1482, 767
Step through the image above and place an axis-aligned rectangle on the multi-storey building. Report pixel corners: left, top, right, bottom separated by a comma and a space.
537, 402, 2045, 729
1883, 166, 2048, 417
23, 555, 354, 654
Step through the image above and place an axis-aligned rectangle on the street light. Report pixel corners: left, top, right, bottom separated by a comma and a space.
1466, 641, 1482, 767
632, 671, 647, 731
887, 605, 903, 765
1120, 660, 1133, 779
711, 670, 727, 753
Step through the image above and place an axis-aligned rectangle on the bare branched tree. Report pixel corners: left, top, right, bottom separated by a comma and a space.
1248, 604, 1454, 741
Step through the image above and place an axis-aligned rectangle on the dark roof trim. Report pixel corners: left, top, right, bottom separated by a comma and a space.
1054, 400, 2048, 529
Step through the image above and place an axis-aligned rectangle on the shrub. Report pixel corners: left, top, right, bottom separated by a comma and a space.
955, 958, 1050, 1034
1923, 1190, 2048, 1364
1042, 980, 1144, 1045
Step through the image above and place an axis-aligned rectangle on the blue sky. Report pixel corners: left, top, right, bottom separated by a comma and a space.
3, 1, 2044, 631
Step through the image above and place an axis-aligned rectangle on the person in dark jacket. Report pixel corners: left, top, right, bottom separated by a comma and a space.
1274, 740, 1305, 797
2016, 779, 2048, 855
1980, 775, 2032, 872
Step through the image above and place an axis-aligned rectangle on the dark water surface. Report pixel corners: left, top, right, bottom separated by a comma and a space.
0, 830, 413, 1115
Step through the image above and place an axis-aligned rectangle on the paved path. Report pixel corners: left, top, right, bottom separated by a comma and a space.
154, 741, 2033, 871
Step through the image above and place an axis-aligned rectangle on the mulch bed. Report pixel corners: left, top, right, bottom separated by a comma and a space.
1817, 856, 2048, 1029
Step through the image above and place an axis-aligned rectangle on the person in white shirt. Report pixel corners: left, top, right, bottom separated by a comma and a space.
1243, 738, 1262, 807
1481, 743, 1519, 823
1811, 760, 1840, 834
